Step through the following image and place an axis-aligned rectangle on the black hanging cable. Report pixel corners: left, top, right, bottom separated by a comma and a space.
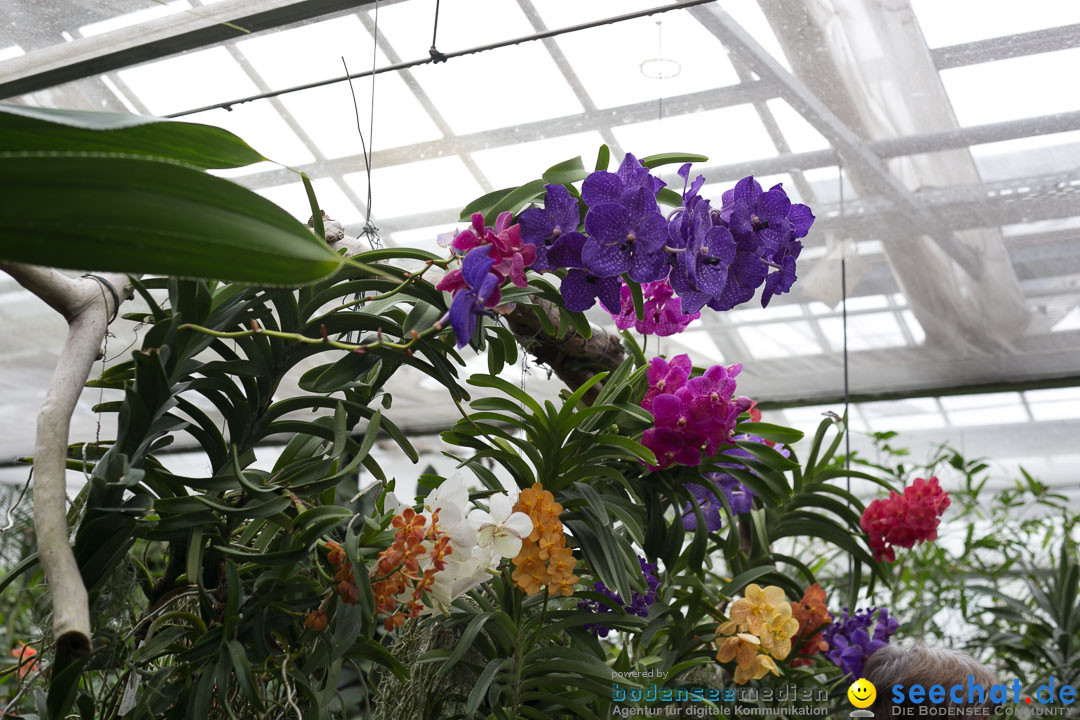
164, 0, 715, 119
340, 0, 383, 342
840, 162, 850, 474
429, 0, 447, 63
839, 161, 855, 599
656, 19, 664, 124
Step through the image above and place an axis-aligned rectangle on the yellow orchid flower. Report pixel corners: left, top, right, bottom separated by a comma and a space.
733, 653, 782, 684
759, 604, 800, 660
729, 583, 790, 635
716, 632, 761, 670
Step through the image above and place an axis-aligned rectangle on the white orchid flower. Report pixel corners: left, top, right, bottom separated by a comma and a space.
382, 490, 406, 516
424, 473, 469, 516
469, 493, 533, 559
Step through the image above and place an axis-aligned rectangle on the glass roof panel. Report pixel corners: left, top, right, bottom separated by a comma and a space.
372, 0, 533, 61
737, 320, 823, 358
406, 44, 585, 135
471, 132, 607, 190
78, 0, 192, 37
355, 155, 484, 220
187, 103, 315, 168
278, 83, 443, 157
1024, 388, 1080, 421
940, 48, 1080, 126
551, 13, 739, 110
969, 131, 1080, 183
0, 45, 24, 62
612, 104, 778, 166
117, 46, 260, 116
667, 329, 726, 363
859, 397, 947, 431
909, 0, 1080, 48
818, 312, 908, 352
388, 224, 458, 249
535, 0, 670, 28
940, 392, 1027, 427
235, 15, 382, 87
765, 98, 831, 153
255, 177, 360, 224
1, 0, 163, 54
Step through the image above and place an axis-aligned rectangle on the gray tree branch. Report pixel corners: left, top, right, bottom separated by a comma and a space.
0, 262, 130, 658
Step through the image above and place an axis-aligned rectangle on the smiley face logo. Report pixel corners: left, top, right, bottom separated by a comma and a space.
848, 678, 877, 708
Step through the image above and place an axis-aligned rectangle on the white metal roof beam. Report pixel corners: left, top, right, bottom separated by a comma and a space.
231, 80, 773, 189
689, 3, 982, 278
0, 0, 379, 99
931, 23, 1080, 70
676, 110, 1080, 182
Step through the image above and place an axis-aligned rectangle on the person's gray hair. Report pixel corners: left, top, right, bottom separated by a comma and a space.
863, 644, 999, 719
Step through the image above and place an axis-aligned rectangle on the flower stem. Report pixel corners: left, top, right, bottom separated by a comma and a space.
329, 260, 440, 312
180, 320, 440, 352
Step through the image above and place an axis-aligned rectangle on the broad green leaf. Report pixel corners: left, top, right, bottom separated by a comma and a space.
0, 103, 266, 169
639, 152, 709, 169
484, 179, 546, 225
0, 154, 343, 284
656, 187, 682, 208
734, 421, 804, 445
542, 156, 588, 185
460, 187, 515, 221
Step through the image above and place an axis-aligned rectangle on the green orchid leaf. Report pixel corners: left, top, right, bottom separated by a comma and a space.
0, 103, 266, 169
0, 154, 343, 284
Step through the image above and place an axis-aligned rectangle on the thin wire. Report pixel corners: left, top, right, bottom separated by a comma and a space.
840, 162, 850, 474
164, 0, 714, 118
0, 466, 32, 533
839, 161, 854, 597
656, 19, 664, 125
342, 57, 373, 230
367, 0, 378, 237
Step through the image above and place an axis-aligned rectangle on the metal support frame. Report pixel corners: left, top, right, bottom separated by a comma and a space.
931, 23, 1080, 70
226, 80, 773, 189
689, 3, 983, 277
0, 0, 379, 99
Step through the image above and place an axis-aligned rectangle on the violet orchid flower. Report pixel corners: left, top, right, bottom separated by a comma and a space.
518, 184, 584, 272
582, 187, 669, 280
445, 246, 500, 349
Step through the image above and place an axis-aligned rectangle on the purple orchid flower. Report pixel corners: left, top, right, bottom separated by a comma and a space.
761, 238, 803, 307
560, 269, 622, 313
445, 246, 500, 349
681, 474, 756, 531
823, 607, 900, 678
579, 556, 661, 637
518, 184, 585, 272
580, 153, 665, 207
581, 187, 669, 280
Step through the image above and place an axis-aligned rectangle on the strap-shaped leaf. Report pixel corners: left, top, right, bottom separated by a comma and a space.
0, 103, 266, 169
0, 153, 343, 284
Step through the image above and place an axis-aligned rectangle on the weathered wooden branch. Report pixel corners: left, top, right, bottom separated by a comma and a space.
504, 299, 624, 400
0, 262, 130, 659
312, 213, 625, 398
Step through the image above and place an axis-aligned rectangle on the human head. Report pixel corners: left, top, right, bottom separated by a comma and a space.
862, 644, 999, 719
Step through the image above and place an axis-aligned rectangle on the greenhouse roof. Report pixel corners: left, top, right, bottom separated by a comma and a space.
1, 0, 1078, 493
